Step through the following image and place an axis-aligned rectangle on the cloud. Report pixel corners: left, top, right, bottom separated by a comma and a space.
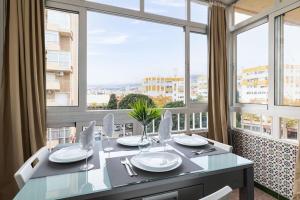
150, 0, 185, 7
88, 29, 129, 45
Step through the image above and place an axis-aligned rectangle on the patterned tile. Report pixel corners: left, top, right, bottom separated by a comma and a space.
231, 130, 298, 199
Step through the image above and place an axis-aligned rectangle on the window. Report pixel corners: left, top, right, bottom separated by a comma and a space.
190, 112, 208, 130
45, 31, 59, 48
87, 11, 185, 109
87, 0, 139, 10
236, 23, 269, 104
277, 8, 300, 106
280, 117, 299, 140
47, 126, 76, 148
234, 0, 274, 25
45, 9, 78, 107
145, 0, 186, 19
190, 33, 208, 103
191, 1, 208, 24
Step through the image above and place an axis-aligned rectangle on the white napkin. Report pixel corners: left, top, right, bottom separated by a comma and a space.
80, 121, 96, 150
164, 110, 173, 131
103, 113, 114, 137
158, 117, 172, 142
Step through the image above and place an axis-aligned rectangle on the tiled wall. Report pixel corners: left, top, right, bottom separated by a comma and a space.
231, 129, 298, 199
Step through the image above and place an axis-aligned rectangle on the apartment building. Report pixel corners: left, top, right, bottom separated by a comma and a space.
45, 9, 78, 106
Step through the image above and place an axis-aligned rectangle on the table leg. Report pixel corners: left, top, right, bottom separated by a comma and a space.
239, 167, 254, 200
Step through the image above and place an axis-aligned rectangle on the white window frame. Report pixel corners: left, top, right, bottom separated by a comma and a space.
229, 0, 300, 145
46, 0, 209, 136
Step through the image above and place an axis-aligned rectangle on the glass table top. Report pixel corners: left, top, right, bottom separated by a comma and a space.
14, 141, 253, 200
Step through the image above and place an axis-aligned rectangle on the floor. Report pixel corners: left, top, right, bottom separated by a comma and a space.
229, 187, 277, 200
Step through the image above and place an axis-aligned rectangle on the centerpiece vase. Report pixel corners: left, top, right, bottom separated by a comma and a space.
138, 124, 151, 153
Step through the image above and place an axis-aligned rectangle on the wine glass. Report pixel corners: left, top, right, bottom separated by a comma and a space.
80, 139, 94, 171
158, 117, 172, 152
102, 114, 114, 154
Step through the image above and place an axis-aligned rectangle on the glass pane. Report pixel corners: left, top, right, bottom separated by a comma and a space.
262, 115, 272, 135
190, 33, 208, 103
280, 8, 300, 106
145, 0, 186, 19
201, 112, 207, 129
280, 117, 298, 140
236, 23, 268, 104
191, 1, 208, 24
234, 0, 274, 25
45, 9, 78, 106
241, 113, 261, 132
87, 12, 185, 109
87, 0, 139, 10
47, 126, 76, 149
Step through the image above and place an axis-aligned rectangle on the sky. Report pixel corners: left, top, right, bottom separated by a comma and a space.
86, 0, 208, 86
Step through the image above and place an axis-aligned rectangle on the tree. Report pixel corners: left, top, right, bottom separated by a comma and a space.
118, 94, 155, 109
106, 94, 118, 109
163, 101, 184, 108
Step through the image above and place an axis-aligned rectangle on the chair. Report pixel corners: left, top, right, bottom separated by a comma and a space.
14, 146, 49, 189
192, 134, 233, 152
200, 186, 232, 200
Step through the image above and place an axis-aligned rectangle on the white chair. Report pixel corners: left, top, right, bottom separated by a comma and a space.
200, 186, 232, 200
192, 134, 233, 152
14, 146, 49, 189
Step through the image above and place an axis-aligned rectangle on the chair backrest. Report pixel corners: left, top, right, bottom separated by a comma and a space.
14, 146, 49, 189
200, 186, 232, 200
208, 139, 233, 153
192, 134, 233, 152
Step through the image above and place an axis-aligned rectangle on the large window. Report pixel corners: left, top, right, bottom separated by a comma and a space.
277, 7, 300, 106
191, 1, 208, 24
45, 9, 78, 106
87, 11, 185, 110
236, 23, 269, 104
87, 0, 140, 10
234, 0, 274, 25
190, 33, 208, 103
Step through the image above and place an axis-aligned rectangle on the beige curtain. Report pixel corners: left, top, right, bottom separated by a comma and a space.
207, 2, 228, 144
0, 0, 46, 198
293, 153, 300, 199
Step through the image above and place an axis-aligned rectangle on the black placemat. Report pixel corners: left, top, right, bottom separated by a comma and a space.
168, 141, 228, 158
31, 142, 101, 179
106, 150, 203, 188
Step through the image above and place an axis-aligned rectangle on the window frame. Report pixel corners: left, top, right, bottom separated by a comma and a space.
229, 0, 300, 144
46, 0, 209, 136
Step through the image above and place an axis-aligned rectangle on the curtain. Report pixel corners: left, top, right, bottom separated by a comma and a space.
0, 0, 46, 198
207, 1, 228, 144
293, 153, 300, 199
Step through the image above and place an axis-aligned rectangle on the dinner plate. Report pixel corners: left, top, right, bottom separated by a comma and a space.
116, 136, 150, 147
173, 135, 208, 147
49, 145, 93, 163
130, 152, 182, 172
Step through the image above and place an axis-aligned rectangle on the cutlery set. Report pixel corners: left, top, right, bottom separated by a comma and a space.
121, 157, 138, 176
192, 148, 216, 155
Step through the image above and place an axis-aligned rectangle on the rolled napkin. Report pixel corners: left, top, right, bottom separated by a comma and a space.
103, 113, 114, 137
158, 117, 172, 142
80, 121, 96, 150
164, 110, 173, 131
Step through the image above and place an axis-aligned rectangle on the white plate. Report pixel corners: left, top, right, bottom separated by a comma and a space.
49, 145, 93, 163
173, 135, 208, 147
130, 152, 182, 172
116, 136, 150, 147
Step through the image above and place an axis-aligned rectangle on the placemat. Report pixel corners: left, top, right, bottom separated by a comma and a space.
106, 150, 203, 188
168, 141, 228, 158
31, 142, 101, 179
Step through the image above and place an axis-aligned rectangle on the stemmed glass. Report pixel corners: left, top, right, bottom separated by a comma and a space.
102, 114, 114, 156
158, 117, 172, 152
80, 134, 95, 171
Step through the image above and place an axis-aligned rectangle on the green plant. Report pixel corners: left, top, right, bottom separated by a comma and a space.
119, 94, 155, 109
107, 94, 118, 109
128, 99, 161, 130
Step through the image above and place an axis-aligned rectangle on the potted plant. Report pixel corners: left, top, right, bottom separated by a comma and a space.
129, 99, 161, 151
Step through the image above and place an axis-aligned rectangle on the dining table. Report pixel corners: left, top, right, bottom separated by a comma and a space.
14, 137, 254, 200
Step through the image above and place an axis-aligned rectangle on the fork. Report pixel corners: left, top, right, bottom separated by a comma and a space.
193, 148, 216, 155
121, 158, 133, 177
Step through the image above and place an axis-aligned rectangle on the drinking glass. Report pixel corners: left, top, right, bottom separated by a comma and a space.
80, 140, 94, 171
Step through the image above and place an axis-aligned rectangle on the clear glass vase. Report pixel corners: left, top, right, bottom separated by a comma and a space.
138, 125, 151, 153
